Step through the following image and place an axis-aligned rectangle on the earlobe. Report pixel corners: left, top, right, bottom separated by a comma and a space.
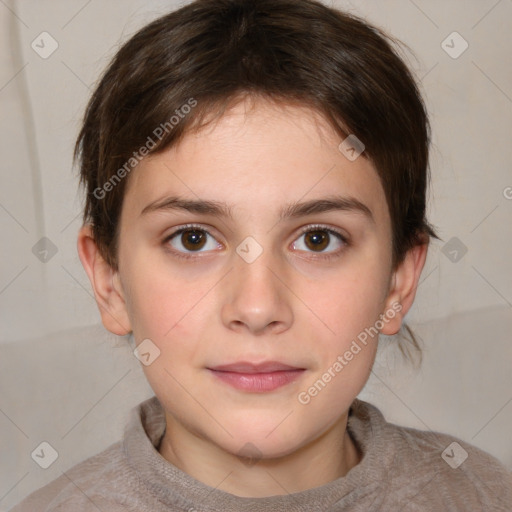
380, 241, 429, 336
77, 225, 132, 336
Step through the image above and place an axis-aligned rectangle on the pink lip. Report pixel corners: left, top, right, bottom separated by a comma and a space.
210, 361, 302, 373
208, 361, 305, 392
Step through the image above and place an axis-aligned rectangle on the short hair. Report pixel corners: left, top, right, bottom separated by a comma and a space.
75, 0, 440, 360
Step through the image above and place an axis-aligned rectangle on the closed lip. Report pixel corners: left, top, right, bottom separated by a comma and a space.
208, 361, 304, 373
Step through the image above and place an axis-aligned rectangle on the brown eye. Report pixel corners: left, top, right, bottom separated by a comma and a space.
180, 229, 207, 251
304, 230, 330, 251
167, 227, 219, 254
292, 227, 346, 255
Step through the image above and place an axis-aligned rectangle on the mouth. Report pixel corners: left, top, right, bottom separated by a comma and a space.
207, 361, 306, 392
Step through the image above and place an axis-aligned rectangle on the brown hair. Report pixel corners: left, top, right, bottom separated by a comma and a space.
75, 0, 439, 361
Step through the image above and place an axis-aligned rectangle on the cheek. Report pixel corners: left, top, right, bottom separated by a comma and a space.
302, 267, 388, 347
123, 264, 219, 392
294, 273, 383, 418
122, 251, 214, 340
127, 270, 212, 399
293, 258, 388, 409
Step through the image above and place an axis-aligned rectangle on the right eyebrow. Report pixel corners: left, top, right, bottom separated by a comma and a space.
140, 196, 234, 218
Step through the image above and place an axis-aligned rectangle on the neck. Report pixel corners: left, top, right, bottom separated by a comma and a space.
158, 412, 361, 497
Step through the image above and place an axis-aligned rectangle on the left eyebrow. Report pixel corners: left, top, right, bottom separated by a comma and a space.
140, 194, 374, 224
279, 195, 375, 224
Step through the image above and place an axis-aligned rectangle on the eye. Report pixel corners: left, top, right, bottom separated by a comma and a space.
166, 226, 221, 254
292, 226, 347, 254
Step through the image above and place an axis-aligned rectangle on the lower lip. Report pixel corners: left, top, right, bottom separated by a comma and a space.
208, 369, 305, 392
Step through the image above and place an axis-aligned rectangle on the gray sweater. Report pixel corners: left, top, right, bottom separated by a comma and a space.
10, 396, 512, 511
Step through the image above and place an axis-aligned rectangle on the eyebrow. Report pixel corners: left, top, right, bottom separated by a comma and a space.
140, 194, 374, 224
280, 196, 374, 223
141, 196, 234, 217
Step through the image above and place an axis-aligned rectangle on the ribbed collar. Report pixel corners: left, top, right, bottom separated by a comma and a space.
122, 395, 396, 511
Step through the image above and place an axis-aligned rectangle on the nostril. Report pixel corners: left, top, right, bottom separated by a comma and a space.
231, 320, 245, 329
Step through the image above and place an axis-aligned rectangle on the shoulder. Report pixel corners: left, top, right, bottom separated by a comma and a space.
8, 441, 137, 512
360, 401, 512, 511
9, 397, 166, 512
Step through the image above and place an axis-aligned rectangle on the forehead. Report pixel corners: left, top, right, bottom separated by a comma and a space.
122, 98, 390, 230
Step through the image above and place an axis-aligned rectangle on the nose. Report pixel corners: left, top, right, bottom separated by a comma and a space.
220, 250, 294, 336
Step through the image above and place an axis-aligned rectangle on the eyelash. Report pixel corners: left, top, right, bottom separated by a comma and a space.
294, 224, 349, 261
162, 223, 349, 261
162, 224, 220, 261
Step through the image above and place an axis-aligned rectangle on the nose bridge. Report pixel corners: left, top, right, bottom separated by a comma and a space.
221, 244, 293, 335
235, 248, 278, 296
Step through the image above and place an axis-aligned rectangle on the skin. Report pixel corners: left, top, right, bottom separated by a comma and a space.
78, 97, 428, 497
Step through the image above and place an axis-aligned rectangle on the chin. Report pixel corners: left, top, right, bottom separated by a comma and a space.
217, 417, 311, 460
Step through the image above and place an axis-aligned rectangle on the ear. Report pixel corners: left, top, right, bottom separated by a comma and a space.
77, 225, 132, 336
380, 240, 429, 336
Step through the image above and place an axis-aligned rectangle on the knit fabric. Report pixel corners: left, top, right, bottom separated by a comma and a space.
10, 396, 512, 511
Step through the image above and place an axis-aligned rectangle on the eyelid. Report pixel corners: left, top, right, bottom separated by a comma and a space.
295, 223, 348, 241
293, 224, 350, 246
165, 223, 219, 239
163, 223, 223, 259
290, 223, 349, 259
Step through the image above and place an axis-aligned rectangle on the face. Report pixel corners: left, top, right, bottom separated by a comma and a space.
107, 99, 404, 459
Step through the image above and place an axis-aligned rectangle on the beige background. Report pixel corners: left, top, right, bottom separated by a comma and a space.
1, 0, 511, 509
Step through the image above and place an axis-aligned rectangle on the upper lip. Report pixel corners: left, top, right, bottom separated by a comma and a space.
208, 361, 304, 373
